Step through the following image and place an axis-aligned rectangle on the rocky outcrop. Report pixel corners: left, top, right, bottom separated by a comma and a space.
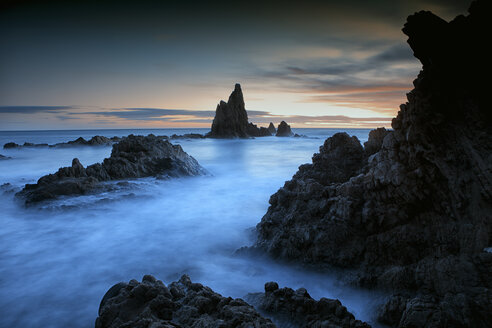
267, 122, 276, 134
251, 1, 492, 327
207, 84, 292, 138
275, 121, 293, 137
96, 274, 275, 328
16, 134, 206, 204
246, 282, 371, 328
3, 136, 117, 149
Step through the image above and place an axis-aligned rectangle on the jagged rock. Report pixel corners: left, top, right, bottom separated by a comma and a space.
16, 134, 206, 204
275, 121, 293, 137
246, 282, 371, 328
95, 274, 276, 328
363, 127, 390, 156
207, 84, 250, 138
267, 122, 276, 134
170, 133, 205, 139
0, 154, 11, 160
3, 142, 19, 149
206, 84, 286, 138
251, 1, 492, 327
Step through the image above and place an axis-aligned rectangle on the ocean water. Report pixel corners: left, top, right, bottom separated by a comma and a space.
0, 128, 386, 328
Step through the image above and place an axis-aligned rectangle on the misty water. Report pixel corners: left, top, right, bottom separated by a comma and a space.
0, 128, 386, 328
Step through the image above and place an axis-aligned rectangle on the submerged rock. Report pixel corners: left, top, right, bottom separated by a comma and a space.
96, 275, 276, 328
16, 134, 206, 204
251, 1, 492, 327
275, 121, 293, 137
0, 154, 11, 160
246, 282, 371, 328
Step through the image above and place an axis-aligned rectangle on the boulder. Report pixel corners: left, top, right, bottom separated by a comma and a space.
16, 134, 206, 204
246, 282, 371, 328
95, 275, 276, 328
275, 121, 293, 137
251, 1, 492, 327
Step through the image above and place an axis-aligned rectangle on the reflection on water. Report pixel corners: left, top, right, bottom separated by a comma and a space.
0, 128, 386, 328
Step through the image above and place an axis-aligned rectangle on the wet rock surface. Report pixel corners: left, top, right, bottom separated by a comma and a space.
16, 134, 206, 204
246, 282, 371, 328
96, 274, 276, 328
251, 1, 492, 327
0, 154, 11, 160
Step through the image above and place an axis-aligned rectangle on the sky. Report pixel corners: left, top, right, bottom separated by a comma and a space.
0, 0, 470, 130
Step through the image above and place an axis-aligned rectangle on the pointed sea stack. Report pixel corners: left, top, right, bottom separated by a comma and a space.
207, 84, 250, 138
275, 121, 293, 137
267, 122, 276, 134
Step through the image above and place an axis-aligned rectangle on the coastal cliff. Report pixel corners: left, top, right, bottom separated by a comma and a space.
252, 1, 492, 327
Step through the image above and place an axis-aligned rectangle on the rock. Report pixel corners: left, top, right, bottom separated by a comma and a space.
267, 122, 276, 134
3, 142, 19, 149
0, 154, 11, 160
170, 133, 205, 139
206, 84, 283, 138
16, 134, 206, 204
88, 136, 112, 146
207, 83, 251, 138
275, 121, 293, 137
363, 127, 390, 156
95, 274, 276, 328
250, 1, 492, 327
246, 282, 371, 328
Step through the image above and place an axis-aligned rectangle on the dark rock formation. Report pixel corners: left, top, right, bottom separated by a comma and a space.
267, 122, 276, 134
246, 282, 371, 328
3, 142, 19, 149
0, 154, 11, 160
275, 121, 293, 137
96, 274, 275, 328
207, 84, 290, 138
251, 1, 492, 327
16, 134, 206, 204
170, 133, 204, 140
207, 84, 251, 138
3, 136, 116, 149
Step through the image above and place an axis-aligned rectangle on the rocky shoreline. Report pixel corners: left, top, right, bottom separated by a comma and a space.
16, 134, 206, 204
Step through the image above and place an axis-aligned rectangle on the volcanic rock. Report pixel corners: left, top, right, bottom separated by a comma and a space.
251, 1, 492, 327
246, 282, 371, 328
16, 134, 206, 204
275, 121, 293, 137
95, 274, 276, 328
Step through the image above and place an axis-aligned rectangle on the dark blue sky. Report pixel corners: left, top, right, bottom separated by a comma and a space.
0, 0, 469, 129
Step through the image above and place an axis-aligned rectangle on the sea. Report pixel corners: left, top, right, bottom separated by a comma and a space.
0, 128, 386, 328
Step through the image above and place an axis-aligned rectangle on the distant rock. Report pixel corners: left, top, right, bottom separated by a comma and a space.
275, 121, 293, 137
16, 134, 206, 204
170, 133, 204, 139
96, 274, 275, 328
207, 83, 251, 138
3, 142, 19, 149
207, 84, 293, 138
246, 282, 371, 328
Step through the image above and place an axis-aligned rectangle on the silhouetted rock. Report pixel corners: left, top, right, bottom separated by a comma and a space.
16, 134, 206, 204
96, 274, 275, 328
170, 133, 204, 139
207, 83, 250, 138
246, 282, 371, 328
268, 122, 276, 134
275, 121, 293, 137
3, 142, 19, 149
251, 1, 492, 327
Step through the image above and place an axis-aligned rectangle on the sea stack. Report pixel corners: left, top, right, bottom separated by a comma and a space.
275, 121, 293, 137
252, 1, 492, 327
207, 83, 250, 138
267, 122, 276, 134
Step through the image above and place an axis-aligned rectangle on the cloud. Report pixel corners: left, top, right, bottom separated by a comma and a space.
0, 106, 74, 114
